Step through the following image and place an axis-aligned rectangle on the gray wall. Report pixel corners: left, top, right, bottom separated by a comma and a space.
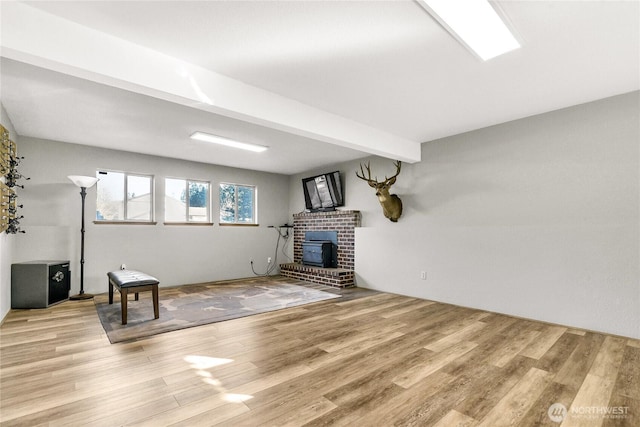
290, 91, 639, 339
14, 138, 290, 296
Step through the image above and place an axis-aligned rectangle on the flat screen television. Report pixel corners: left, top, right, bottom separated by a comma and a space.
302, 171, 344, 212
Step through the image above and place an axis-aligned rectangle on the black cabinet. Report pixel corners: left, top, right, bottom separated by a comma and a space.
11, 261, 71, 308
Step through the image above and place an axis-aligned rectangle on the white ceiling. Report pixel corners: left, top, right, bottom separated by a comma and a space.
1, 0, 638, 175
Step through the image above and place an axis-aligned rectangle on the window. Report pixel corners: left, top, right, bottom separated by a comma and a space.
219, 183, 256, 225
165, 178, 210, 223
96, 171, 153, 222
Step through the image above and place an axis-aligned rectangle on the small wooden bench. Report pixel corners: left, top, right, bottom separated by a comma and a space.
107, 270, 159, 325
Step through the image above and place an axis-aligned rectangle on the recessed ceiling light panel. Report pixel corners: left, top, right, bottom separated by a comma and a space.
418, 0, 520, 61
190, 131, 268, 153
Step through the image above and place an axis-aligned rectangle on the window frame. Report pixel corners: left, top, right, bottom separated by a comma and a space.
94, 169, 156, 224
164, 177, 212, 225
218, 182, 258, 226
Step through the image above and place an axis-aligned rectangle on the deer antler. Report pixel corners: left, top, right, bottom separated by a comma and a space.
355, 161, 378, 185
384, 161, 402, 184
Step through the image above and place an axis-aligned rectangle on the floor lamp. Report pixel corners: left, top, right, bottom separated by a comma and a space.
68, 175, 99, 300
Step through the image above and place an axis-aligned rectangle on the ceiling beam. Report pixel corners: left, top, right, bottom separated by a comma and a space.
0, 2, 421, 163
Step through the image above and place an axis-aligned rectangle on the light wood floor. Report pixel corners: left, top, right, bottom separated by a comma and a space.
1, 277, 638, 426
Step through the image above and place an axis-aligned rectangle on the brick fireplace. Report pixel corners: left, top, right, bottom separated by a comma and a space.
280, 210, 361, 287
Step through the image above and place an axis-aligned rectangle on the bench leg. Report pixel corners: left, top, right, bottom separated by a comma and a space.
135, 292, 139, 301
152, 285, 159, 319
121, 289, 128, 325
109, 280, 114, 304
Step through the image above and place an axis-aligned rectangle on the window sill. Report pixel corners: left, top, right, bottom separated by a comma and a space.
163, 222, 214, 226
94, 221, 157, 225
219, 223, 259, 227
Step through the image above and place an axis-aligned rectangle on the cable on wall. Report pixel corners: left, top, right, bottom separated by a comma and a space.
250, 225, 293, 276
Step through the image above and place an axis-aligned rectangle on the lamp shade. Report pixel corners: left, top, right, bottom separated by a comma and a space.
68, 175, 99, 188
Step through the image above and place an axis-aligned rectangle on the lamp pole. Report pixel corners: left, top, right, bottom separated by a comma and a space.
70, 186, 91, 300
68, 175, 99, 300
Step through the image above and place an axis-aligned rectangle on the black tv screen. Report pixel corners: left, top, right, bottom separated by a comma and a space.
302, 171, 343, 212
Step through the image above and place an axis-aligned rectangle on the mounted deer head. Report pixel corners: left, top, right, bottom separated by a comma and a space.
356, 160, 403, 222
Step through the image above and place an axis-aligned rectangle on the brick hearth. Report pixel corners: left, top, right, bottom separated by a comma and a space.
280, 210, 361, 287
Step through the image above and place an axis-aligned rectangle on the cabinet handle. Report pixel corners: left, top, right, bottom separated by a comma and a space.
52, 271, 65, 282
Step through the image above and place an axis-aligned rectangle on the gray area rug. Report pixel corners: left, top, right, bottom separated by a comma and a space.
94, 276, 341, 343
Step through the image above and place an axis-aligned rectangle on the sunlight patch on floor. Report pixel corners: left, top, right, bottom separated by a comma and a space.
184, 355, 254, 403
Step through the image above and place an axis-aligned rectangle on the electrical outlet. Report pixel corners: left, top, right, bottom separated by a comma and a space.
420, 271, 427, 280
267, 257, 272, 264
